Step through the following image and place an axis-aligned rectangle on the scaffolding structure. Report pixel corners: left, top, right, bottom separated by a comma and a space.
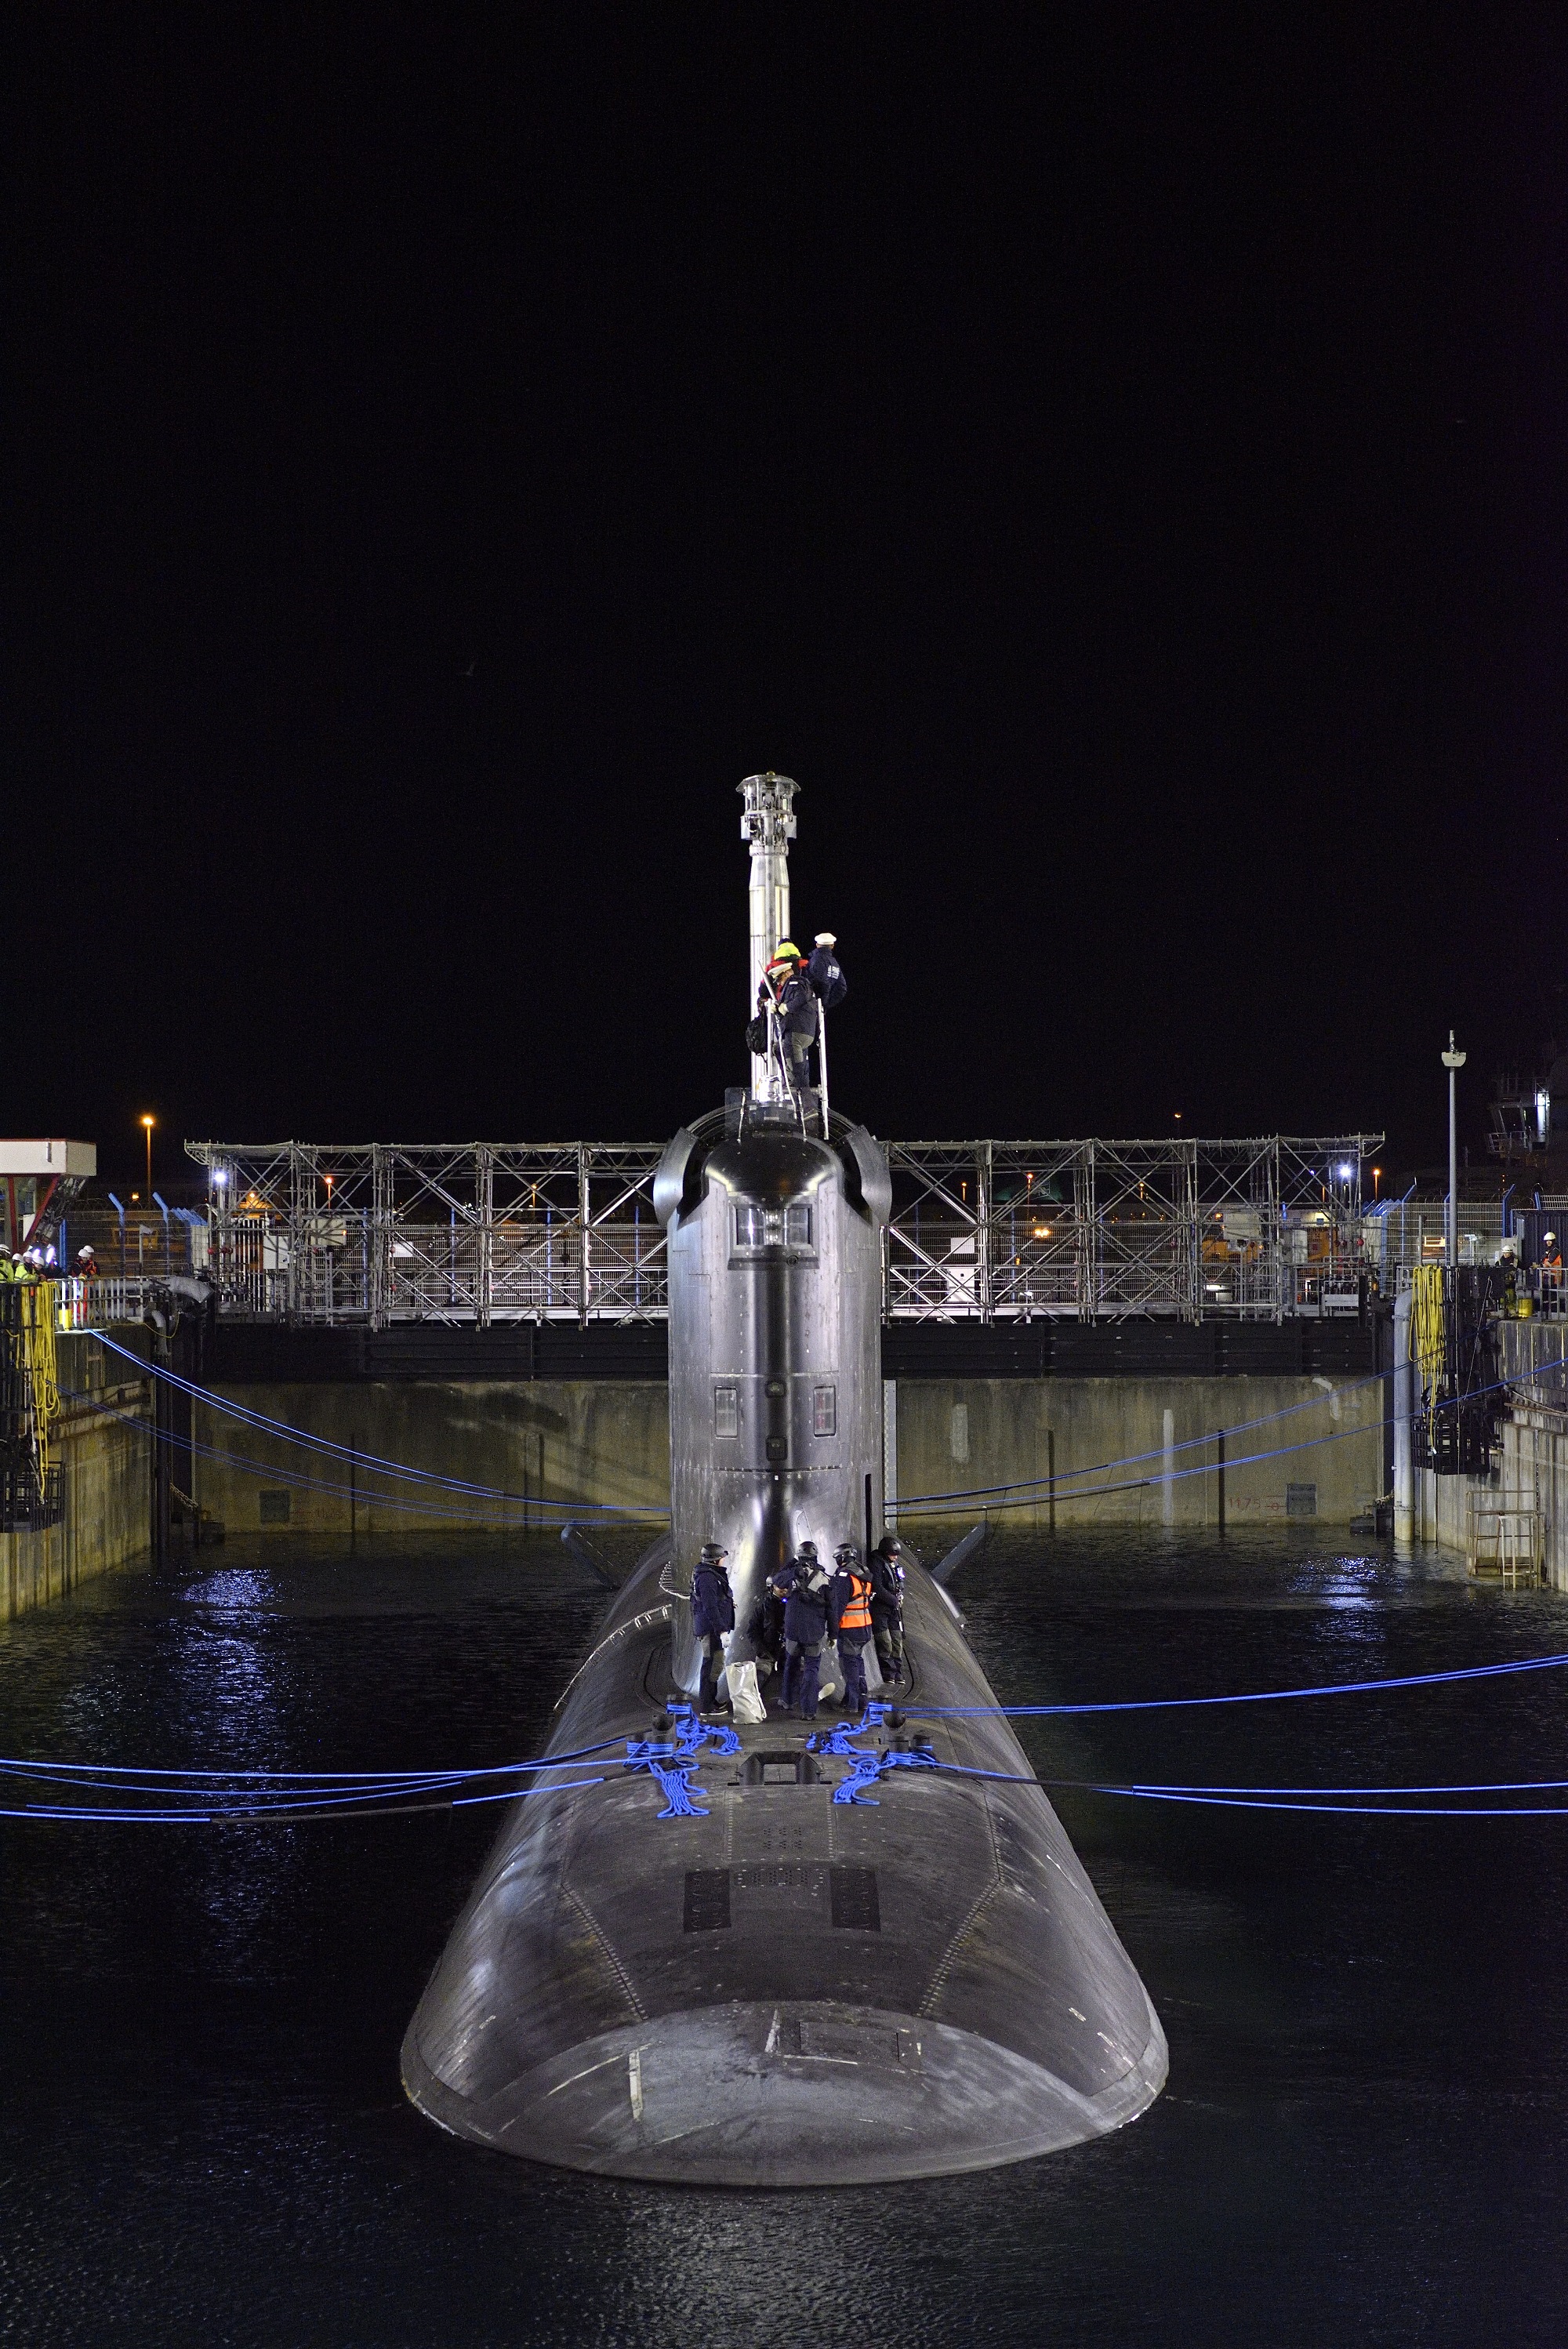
884, 1136, 1378, 1324
182, 1135, 1380, 1329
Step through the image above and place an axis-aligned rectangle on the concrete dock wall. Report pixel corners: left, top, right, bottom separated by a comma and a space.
1503, 1407, 1568, 1589
1, 1334, 151, 1622
191, 1371, 1385, 1536
1417, 1408, 1568, 1592
1398, 1327, 1568, 1588
892, 1375, 1385, 1528
191, 1381, 672, 1536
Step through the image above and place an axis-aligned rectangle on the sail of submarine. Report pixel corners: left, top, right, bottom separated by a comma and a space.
401, 772, 1167, 2184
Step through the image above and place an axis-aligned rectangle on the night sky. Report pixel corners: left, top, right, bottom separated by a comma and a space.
11, 8, 1566, 1189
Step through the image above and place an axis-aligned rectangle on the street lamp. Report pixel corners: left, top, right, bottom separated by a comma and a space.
1441, 1033, 1466, 1266
140, 1115, 155, 1204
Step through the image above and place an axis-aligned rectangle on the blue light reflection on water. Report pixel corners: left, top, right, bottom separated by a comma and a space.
0, 1528, 1566, 2348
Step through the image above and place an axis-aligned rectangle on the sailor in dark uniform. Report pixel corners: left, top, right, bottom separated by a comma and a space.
691, 1541, 734, 1713
768, 1541, 831, 1718
870, 1534, 906, 1686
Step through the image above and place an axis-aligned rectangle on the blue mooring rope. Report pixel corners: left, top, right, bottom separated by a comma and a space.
807, 1704, 940, 1803
906, 1647, 1568, 1718
622, 1703, 740, 1817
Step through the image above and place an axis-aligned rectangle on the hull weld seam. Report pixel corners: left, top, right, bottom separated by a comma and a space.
917, 1796, 1004, 2018
562, 1886, 648, 2023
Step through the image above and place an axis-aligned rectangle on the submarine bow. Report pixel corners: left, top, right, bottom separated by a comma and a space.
402, 772, 1166, 2183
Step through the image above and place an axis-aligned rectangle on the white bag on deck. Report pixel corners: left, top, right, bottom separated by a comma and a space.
722, 1658, 768, 1725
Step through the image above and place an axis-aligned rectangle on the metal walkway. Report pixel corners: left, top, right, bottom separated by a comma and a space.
176, 1134, 1381, 1330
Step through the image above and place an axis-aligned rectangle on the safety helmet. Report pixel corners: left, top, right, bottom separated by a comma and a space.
797, 1539, 818, 1559
698, 1541, 728, 1563
77, 1245, 94, 1260
1547, 1233, 1559, 1246
814, 931, 837, 948
834, 1541, 862, 1566
773, 939, 802, 962
877, 1534, 902, 1557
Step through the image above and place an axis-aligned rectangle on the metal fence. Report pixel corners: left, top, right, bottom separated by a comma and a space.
1362, 1196, 1568, 1295
179, 1134, 1383, 1328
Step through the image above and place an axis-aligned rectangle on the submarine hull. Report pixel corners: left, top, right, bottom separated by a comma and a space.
401, 1540, 1167, 2185
654, 1105, 891, 1695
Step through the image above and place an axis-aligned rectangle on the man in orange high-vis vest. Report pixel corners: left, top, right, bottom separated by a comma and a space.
829, 1541, 875, 1715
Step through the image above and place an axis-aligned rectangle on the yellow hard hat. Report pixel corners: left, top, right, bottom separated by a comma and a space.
773, 939, 802, 961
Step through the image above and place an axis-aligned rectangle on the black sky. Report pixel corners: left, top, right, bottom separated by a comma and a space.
9, 5, 1566, 1188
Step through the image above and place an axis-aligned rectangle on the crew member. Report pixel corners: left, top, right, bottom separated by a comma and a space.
1542, 1233, 1563, 1312
830, 1541, 874, 1715
756, 1567, 786, 1679
869, 1533, 906, 1687
808, 932, 847, 1011
756, 942, 818, 1096
769, 1541, 830, 1717
1499, 1247, 1519, 1320
691, 1541, 735, 1714
75, 1245, 99, 1280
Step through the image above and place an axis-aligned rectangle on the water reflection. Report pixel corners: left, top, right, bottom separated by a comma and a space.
0, 1527, 1563, 2347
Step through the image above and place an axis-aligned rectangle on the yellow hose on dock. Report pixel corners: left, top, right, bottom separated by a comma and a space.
17, 1282, 60, 1480
1410, 1262, 1446, 1446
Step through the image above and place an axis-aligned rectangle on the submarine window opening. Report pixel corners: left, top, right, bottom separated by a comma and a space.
713, 1385, 739, 1438
732, 1202, 814, 1250
813, 1383, 837, 1436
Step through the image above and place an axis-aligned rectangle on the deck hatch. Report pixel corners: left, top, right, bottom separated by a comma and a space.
683, 1869, 732, 1933
829, 1867, 881, 1931
742, 1750, 820, 1787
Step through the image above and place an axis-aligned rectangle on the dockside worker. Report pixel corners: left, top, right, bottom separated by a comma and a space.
770, 1541, 831, 1718
830, 1541, 874, 1715
691, 1541, 734, 1715
870, 1533, 906, 1686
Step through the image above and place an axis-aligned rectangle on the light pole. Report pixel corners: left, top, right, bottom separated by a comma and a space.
140, 1115, 155, 1207
1441, 1033, 1466, 1267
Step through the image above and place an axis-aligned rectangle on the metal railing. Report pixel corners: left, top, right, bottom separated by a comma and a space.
55, 1276, 166, 1331
180, 1134, 1382, 1328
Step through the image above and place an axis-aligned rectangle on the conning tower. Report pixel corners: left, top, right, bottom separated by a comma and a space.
653, 775, 890, 1700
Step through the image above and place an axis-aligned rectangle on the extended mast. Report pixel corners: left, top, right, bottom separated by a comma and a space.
739, 772, 798, 1103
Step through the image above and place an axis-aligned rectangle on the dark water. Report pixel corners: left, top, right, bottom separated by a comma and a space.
2, 1527, 1566, 2347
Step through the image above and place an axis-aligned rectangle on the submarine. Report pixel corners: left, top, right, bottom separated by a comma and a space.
401, 772, 1167, 2184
